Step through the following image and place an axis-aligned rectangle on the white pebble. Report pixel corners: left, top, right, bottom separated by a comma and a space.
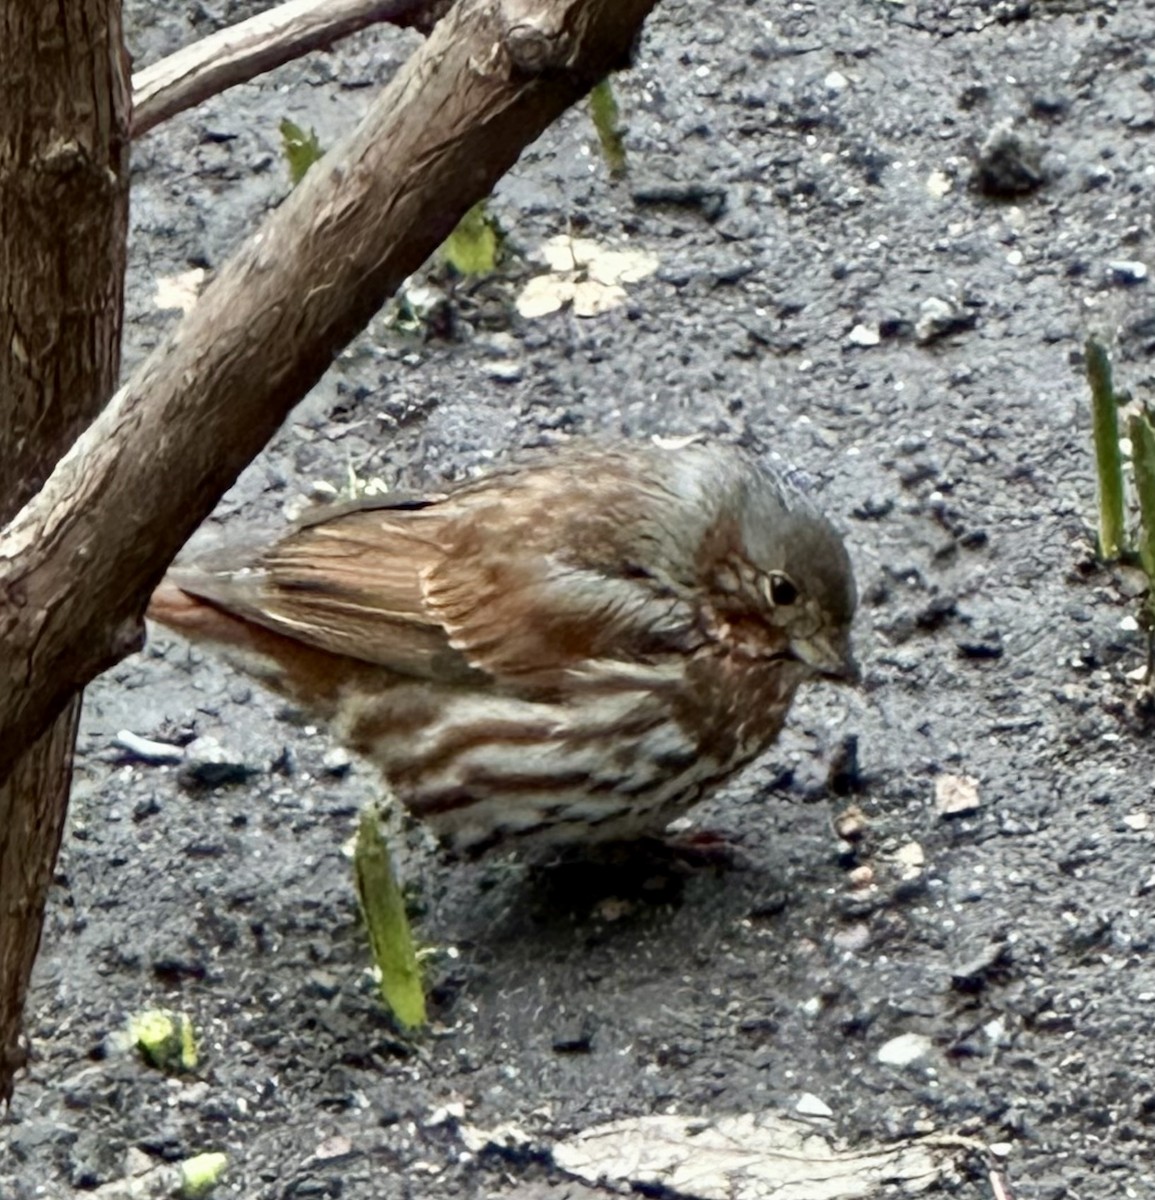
877, 1032, 933, 1067
795, 1092, 834, 1118
847, 323, 881, 346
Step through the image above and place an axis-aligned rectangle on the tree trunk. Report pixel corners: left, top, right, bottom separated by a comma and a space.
0, 2, 131, 1103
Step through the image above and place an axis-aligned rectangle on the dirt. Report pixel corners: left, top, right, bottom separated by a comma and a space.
5, 1, 1155, 1197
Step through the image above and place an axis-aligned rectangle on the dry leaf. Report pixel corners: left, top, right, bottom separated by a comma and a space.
516, 235, 658, 319
515, 275, 574, 318
572, 279, 626, 317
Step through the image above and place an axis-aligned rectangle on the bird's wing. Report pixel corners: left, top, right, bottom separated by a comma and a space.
169, 473, 705, 689
168, 498, 478, 684
419, 512, 701, 688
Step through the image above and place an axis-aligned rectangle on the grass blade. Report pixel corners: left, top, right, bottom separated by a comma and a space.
1086, 336, 1127, 559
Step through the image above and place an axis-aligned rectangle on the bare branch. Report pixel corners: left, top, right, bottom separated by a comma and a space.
0, 0, 658, 791
132, 0, 452, 137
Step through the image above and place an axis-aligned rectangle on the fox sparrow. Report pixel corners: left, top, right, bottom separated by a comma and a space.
147, 441, 858, 855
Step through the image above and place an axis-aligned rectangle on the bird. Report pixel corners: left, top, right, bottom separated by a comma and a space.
147, 440, 858, 856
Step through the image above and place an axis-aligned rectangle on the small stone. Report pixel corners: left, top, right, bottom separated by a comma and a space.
957, 634, 1003, 660
951, 941, 1012, 993
847, 323, 881, 346
1084, 164, 1113, 190
427, 1102, 466, 1126
482, 359, 524, 383
935, 774, 981, 817
1107, 260, 1148, 285
877, 1032, 932, 1067
132, 796, 161, 822
181, 1151, 229, 1198
915, 296, 977, 344
305, 971, 341, 1000
916, 297, 954, 342
1123, 812, 1151, 831
593, 897, 632, 922
852, 496, 894, 520
552, 1022, 594, 1054
846, 865, 874, 890
974, 120, 1046, 197
1030, 94, 1069, 119
898, 459, 940, 487
795, 1092, 834, 1118
129, 1009, 197, 1073
925, 169, 953, 199
321, 747, 352, 778
894, 841, 925, 879
833, 803, 869, 841
313, 1135, 354, 1161
177, 737, 257, 790
832, 923, 871, 952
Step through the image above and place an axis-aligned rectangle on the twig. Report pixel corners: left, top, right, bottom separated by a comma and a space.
988, 1166, 1015, 1200
132, 0, 449, 137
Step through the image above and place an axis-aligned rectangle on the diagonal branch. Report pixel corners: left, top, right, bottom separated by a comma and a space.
132, 0, 453, 138
0, 0, 659, 792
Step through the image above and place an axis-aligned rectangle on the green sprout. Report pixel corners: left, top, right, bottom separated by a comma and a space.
1086, 335, 1127, 560
280, 119, 325, 186
442, 201, 501, 276
129, 1008, 197, 1073
1085, 336, 1155, 680
181, 1152, 228, 1198
589, 78, 627, 178
1128, 408, 1155, 678
353, 807, 426, 1031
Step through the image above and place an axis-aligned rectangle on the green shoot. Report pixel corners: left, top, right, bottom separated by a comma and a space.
353, 808, 426, 1031
1128, 409, 1155, 679
589, 78, 627, 178
1086, 336, 1127, 560
1129, 409, 1155, 581
280, 119, 324, 186
442, 201, 500, 276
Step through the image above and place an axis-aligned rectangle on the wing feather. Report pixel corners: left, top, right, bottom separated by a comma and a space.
170, 505, 479, 683
168, 448, 719, 690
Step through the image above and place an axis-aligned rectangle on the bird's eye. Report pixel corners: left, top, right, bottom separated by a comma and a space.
769, 573, 799, 606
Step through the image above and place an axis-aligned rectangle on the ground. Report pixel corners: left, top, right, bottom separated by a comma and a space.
4, 1, 1154, 1197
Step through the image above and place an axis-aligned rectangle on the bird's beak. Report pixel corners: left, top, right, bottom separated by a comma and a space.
793, 635, 861, 687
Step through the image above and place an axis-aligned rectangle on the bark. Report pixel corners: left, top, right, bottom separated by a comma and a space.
0, 0, 658, 796
0, 3, 131, 1103
132, 0, 455, 138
